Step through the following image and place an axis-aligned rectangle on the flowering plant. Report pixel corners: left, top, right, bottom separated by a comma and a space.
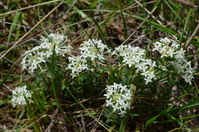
12, 34, 196, 131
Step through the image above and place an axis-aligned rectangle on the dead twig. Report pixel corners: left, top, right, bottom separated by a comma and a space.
121, 3, 158, 45
172, 0, 198, 8
45, 107, 59, 132
185, 22, 199, 47
90, 106, 105, 132
60, 113, 68, 132
81, 113, 86, 132
134, 0, 164, 26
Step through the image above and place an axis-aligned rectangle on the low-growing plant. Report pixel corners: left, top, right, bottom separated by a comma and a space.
10, 32, 197, 131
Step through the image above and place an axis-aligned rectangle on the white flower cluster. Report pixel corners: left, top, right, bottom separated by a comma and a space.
153, 37, 179, 58
171, 49, 194, 84
11, 85, 32, 107
21, 33, 70, 73
138, 59, 157, 84
68, 56, 88, 78
67, 39, 109, 77
104, 83, 132, 116
171, 59, 194, 84
40, 33, 70, 56
79, 39, 110, 61
113, 45, 156, 84
113, 45, 145, 67
153, 37, 194, 84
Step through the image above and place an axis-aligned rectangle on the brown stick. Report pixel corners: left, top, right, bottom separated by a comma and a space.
185, 22, 199, 46
45, 108, 59, 132
172, 0, 198, 8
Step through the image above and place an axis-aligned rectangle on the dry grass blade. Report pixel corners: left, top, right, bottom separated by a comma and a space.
0, 0, 61, 17
0, 0, 198, 131
134, 0, 164, 26
185, 22, 199, 46
0, 2, 63, 60
45, 108, 59, 132
172, 0, 198, 8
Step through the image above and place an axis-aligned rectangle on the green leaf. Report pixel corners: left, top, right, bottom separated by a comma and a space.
168, 102, 199, 113
146, 106, 174, 126
7, 12, 21, 42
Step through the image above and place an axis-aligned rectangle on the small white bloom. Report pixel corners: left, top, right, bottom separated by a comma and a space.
47, 33, 65, 44
113, 45, 145, 67
21, 33, 70, 73
67, 55, 88, 78
153, 37, 194, 84
21, 51, 47, 73
114, 44, 157, 84
40, 33, 69, 56
153, 37, 179, 58
11, 85, 32, 107
174, 48, 185, 60
170, 59, 194, 84
104, 83, 132, 117
158, 65, 168, 71
137, 59, 157, 84
79, 39, 110, 61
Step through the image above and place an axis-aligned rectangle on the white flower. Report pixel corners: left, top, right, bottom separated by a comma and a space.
174, 48, 185, 60
67, 55, 88, 78
104, 83, 132, 117
79, 39, 110, 61
113, 45, 145, 67
113, 44, 157, 84
153, 37, 179, 58
46, 33, 65, 44
170, 58, 194, 85
40, 33, 69, 56
138, 59, 156, 84
174, 48, 194, 85
158, 65, 168, 71
21, 33, 70, 73
21, 51, 47, 73
11, 85, 32, 107
154, 37, 194, 84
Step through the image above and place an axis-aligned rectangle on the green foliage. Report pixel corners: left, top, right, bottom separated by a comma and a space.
0, 0, 198, 131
